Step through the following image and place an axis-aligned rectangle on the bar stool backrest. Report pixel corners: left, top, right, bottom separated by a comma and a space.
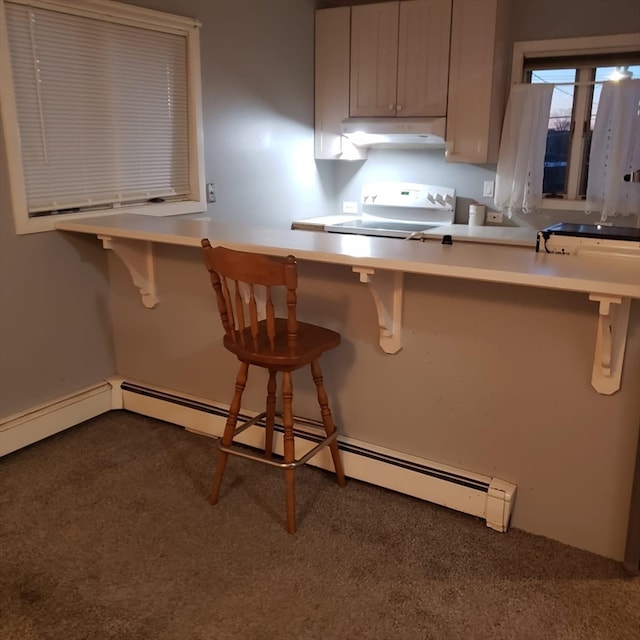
201, 239, 298, 352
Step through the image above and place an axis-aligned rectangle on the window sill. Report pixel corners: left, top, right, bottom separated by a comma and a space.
540, 198, 587, 212
13, 200, 207, 235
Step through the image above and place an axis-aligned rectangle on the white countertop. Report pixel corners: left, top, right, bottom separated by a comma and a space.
417, 224, 538, 247
55, 213, 640, 298
291, 215, 538, 247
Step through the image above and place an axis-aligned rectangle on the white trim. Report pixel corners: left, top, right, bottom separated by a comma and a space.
0, 382, 113, 456
509, 32, 640, 208
0, 378, 516, 531
538, 198, 640, 215
0, 1, 30, 233
0, 0, 206, 235
6, 0, 201, 31
511, 33, 640, 85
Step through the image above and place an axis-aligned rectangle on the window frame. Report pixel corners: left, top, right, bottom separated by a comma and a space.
0, 0, 206, 234
511, 33, 640, 212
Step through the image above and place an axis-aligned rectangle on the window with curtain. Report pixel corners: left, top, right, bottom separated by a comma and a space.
526, 59, 640, 202
500, 34, 640, 221
0, 0, 205, 234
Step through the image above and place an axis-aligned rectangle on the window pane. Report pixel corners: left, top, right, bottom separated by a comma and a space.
531, 68, 576, 195
5, 3, 190, 216
591, 65, 640, 125
581, 65, 640, 195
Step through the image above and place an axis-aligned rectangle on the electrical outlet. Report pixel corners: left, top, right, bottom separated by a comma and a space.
342, 201, 358, 214
487, 211, 503, 223
483, 181, 495, 197
206, 182, 216, 203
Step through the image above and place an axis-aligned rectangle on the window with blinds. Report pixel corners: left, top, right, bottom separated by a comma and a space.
0, 0, 205, 234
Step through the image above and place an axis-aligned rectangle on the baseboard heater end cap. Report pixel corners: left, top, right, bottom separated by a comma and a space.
485, 477, 517, 532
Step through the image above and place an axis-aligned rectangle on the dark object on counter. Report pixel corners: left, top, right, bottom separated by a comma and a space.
200, 239, 346, 534
442, 234, 453, 245
536, 222, 640, 253
542, 222, 640, 241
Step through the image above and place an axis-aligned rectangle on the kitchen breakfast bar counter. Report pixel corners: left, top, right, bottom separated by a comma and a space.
55, 212, 640, 569
55, 213, 640, 397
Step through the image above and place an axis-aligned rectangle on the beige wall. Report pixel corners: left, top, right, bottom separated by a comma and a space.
104, 0, 640, 559
0, 131, 115, 419
109, 244, 640, 561
1, 0, 639, 560
509, 0, 640, 41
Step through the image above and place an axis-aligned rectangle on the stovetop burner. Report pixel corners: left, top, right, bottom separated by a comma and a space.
325, 219, 439, 239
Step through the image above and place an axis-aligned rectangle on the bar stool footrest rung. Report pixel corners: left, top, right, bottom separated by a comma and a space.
218, 412, 337, 470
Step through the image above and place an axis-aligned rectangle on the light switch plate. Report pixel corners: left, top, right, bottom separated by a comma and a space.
483, 181, 494, 197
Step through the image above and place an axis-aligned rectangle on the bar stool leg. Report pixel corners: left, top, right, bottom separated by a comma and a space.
264, 369, 277, 459
210, 361, 249, 505
282, 370, 296, 533
311, 359, 346, 487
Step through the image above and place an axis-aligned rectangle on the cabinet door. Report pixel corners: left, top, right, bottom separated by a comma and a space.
350, 2, 400, 117
446, 0, 510, 163
396, 0, 451, 117
315, 8, 352, 159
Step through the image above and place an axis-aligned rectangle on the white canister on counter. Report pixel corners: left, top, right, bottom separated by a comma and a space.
468, 204, 486, 226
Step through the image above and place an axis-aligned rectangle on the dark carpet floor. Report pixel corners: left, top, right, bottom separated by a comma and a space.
1, 410, 638, 640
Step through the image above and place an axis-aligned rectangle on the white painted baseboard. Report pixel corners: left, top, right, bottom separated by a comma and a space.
113, 378, 516, 532
0, 382, 113, 456
0, 377, 516, 532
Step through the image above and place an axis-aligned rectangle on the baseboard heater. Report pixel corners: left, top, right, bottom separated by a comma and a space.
115, 378, 516, 532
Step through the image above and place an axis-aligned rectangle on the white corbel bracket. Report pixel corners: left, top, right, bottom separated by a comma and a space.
99, 235, 158, 309
588, 293, 631, 395
352, 267, 403, 354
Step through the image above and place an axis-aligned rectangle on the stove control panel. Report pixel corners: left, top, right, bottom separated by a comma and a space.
361, 182, 456, 211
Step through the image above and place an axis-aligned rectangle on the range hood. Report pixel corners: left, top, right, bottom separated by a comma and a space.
341, 117, 446, 149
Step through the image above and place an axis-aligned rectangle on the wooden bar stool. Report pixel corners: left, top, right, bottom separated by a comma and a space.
201, 240, 346, 533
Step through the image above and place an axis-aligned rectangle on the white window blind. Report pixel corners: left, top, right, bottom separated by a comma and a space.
5, 2, 190, 216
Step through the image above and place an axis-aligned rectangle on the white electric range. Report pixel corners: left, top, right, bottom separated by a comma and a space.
292, 182, 456, 239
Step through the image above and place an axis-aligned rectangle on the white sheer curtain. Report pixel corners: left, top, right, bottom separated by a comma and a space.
494, 84, 553, 216
586, 79, 640, 222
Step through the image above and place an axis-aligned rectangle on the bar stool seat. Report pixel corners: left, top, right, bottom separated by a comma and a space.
223, 317, 340, 368
201, 239, 346, 533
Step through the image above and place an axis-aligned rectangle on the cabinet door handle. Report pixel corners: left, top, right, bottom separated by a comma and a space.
397, 104, 403, 111
388, 104, 395, 110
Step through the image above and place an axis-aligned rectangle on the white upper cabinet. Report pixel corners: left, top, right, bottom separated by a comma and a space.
349, 2, 398, 117
315, 7, 365, 160
397, 0, 452, 117
314, 0, 510, 163
350, 0, 452, 118
445, 0, 511, 163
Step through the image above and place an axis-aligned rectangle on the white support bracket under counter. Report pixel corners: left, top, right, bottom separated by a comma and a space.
54, 214, 640, 396
99, 236, 158, 309
589, 293, 631, 395
352, 267, 404, 354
